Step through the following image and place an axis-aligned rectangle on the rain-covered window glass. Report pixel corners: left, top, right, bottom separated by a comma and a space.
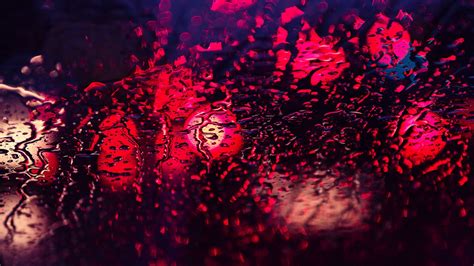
1, 0, 473, 265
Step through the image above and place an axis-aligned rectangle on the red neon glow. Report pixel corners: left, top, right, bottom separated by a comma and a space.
185, 104, 243, 160
210, 0, 256, 14
399, 109, 447, 166
281, 6, 304, 25
292, 30, 349, 86
366, 14, 411, 66
97, 113, 141, 191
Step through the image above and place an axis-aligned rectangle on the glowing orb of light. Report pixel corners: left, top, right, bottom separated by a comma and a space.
97, 113, 141, 191
292, 31, 350, 86
185, 104, 243, 160
398, 109, 447, 166
0, 92, 60, 184
366, 14, 411, 67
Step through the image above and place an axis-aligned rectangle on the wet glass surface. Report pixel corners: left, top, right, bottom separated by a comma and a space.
0, 0, 474, 265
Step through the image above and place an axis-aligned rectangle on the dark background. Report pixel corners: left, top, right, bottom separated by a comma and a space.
2, 0, 472, 84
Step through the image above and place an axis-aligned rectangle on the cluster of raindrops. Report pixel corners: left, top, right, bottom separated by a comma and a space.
0, 0, 473, 264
